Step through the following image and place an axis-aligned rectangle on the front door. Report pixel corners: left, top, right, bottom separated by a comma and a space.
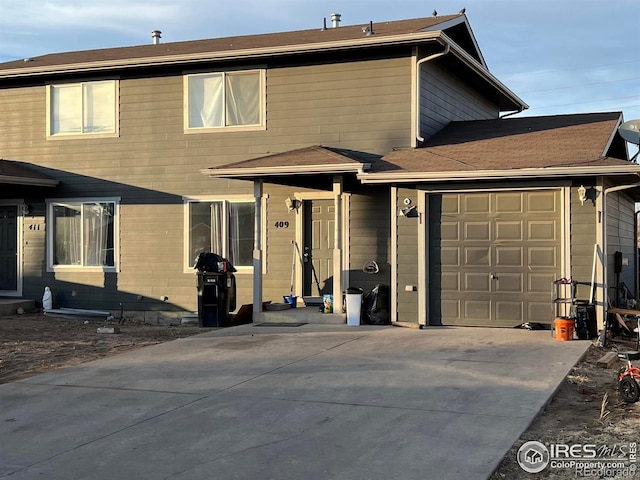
303, 199, 334, 296
0, 205, 19, 294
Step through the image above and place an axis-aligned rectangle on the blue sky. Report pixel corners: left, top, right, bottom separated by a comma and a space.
1, 0, 639, 132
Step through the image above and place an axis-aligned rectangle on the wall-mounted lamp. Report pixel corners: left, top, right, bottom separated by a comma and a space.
20, 204, 30, 216
400, 205, 418, 217
285, 197, 301, 212
577, 185, 587, 205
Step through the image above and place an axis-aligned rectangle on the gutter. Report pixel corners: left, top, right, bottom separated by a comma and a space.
201, 163, 371, 178
358, 164, 640, 184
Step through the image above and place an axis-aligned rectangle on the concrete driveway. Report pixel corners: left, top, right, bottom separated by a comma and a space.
0, 324, 589, 480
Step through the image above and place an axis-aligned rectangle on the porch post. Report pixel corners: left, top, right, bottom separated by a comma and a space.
253, 180, 263, 317
333, 176, 344, 314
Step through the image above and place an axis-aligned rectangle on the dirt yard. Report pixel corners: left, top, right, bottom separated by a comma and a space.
1, 313, 638, 477
0, 312, 209, 384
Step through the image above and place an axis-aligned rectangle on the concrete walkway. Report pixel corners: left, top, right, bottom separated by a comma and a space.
0, 324, 589, 480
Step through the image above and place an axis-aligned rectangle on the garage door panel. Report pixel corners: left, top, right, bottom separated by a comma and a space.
465, 247, 490, 266
495, 301, 523, 323
441, 222, 459, 241
464, 194, 490, 213
441, 247, 460, 266
496, 274, 523, 293
441, 300, 460, 319
441, 272, 460, 291
464, 300, 490, 321
495, 221, 523, 241
527, 191, 557, 212
465, 273, 490, 292
442, 195, 460, 214
465, 222, 490, 240
495, 247, 523, 267
496, 193, 523, 213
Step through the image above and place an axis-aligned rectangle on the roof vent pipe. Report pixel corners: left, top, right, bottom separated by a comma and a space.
151, 30, 162, 44
321, 17, 327, 31
331, 13, 341, 28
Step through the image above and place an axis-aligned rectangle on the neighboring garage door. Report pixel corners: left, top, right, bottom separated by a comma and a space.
429, 190, 562, 327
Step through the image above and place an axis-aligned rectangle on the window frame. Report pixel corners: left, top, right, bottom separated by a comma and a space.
183, 68, 266, 133
183, 195, 266, 274
46, 197, 120, 272
46, 79, 119, 139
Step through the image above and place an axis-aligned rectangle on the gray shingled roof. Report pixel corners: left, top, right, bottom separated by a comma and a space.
0, 15, 461, 73
204, 113, 636, 182
373, 112, 627, 173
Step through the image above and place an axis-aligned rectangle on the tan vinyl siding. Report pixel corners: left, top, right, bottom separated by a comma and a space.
0, 56, 413, 312
570, 184, 598, 301
396, 187, 419, 322
419, 61, 498, 139
348, 190, 391, 295
606, 191, 636, 297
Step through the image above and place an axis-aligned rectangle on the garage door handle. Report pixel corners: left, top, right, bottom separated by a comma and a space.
490, 274, 498, 280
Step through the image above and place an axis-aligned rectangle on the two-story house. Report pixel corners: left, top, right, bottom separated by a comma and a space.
0, 12, 638, 328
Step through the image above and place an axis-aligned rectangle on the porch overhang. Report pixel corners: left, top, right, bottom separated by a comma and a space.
200, 145, 374, 183
0, 160, 59, 187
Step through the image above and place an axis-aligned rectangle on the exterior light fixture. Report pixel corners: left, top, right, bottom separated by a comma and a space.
578, 185, 587, 205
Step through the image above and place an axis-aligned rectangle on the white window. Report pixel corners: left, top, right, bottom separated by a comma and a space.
186, 199, 255, 270
185, 70, 264, 130
47, 199, 119, 271
47, 80, 118, 137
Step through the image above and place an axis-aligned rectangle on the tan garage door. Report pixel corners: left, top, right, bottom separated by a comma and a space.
429, 190, 562, 327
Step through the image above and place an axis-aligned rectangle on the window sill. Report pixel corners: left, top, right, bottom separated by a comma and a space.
47, 132, 119, 140
47, 266, 119, 273
184, 125, 265, 134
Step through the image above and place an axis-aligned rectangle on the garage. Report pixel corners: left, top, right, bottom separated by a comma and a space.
428, 189, 562, 326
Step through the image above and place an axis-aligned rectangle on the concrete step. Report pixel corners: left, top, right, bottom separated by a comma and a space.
0, 299, 37, 316
255, 307, 346, 325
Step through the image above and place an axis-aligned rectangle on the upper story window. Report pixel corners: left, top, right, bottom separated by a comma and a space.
185, 70, 264, 131
47, 80, 118, 137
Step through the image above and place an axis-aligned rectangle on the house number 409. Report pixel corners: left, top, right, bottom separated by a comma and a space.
274, 221, 290, 228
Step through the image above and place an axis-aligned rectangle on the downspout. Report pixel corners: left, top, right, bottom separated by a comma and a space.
416, 44, 450, 144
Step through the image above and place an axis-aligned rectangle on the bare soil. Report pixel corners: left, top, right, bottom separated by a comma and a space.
0, 312, 209, 384
1, 313, 638, 478
491, 341, 640, 479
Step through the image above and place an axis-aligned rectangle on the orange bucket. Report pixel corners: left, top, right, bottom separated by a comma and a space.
554, 318, 575, 341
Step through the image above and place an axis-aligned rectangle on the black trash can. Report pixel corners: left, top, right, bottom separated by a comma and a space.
194, 252, 237, 328
197, 271, 236, 327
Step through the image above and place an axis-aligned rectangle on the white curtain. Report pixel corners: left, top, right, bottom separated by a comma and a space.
83, 203, 113, 266
210, 202, 224, 255
189, 74, 224, 128
53, 204, 81, 265
225, 72, 260, 126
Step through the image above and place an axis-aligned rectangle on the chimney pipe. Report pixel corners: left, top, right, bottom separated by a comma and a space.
331, 13, 341, 28
151, 30, 162, 44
